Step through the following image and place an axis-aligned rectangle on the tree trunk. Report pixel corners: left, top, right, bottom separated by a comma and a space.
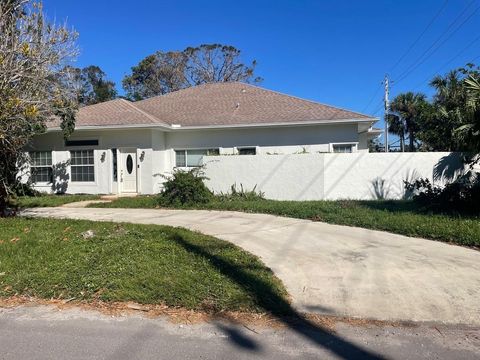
400, 135, 405, 152
409, 132, 415, 152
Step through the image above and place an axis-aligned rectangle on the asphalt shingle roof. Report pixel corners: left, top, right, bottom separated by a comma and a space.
48, 82, 374, 128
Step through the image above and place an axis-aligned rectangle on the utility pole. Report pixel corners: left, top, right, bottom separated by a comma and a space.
383, 74, 390, 153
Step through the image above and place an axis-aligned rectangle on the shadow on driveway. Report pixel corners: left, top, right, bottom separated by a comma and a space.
173, 233, 385, 360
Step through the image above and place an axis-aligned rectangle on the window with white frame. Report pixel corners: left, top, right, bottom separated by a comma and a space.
175, 149, 220, 167
30, 151, 53, 183
332, 144, 353, 153
70, 150, 95, 182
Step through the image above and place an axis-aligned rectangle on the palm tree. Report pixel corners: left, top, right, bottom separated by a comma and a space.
386, 113, 406, 151
458, 75, 480, 162
389, 92, 428, 152
429, 70, 475, 152
430, 70, 466, 109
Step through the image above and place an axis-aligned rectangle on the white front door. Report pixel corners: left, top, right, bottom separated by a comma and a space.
120, 148, 137, 193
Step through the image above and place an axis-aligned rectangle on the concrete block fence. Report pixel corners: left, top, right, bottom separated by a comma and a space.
202, 152, 465, 201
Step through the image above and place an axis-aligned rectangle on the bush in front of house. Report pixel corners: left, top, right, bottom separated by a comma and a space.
158, 168, 213, 206
404, 173, 480, 214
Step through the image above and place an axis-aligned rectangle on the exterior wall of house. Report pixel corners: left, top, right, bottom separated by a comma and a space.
202, 152, 466, 200
357, 132, 370, 152
25, 123, 369, 195
165, 123, 360, 155
26, 129, 155, 194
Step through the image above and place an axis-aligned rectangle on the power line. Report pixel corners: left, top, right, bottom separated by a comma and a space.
361, 83, 383, 113
395, 0, 476, 80
411, 35, 480, 91
395, 0, 478, 84
389, 0, 450, 74
372, 101, 384, 116
471, 53, 480, 63
362, 1, 467, 117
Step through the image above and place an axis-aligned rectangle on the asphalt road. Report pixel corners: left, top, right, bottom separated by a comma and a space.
0, 305, 479, 360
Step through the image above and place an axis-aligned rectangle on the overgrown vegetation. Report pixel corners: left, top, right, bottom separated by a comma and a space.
157, 169, 213, 205
0, 0, 78, 216
216, 183, 265, 202
157, 170, 265, 205
91, 196, 480, 247
405, 174, 480, 215
0, 217, 289, 313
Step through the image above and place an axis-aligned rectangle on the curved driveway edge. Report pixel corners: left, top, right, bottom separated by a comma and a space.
21, 207, 480, 325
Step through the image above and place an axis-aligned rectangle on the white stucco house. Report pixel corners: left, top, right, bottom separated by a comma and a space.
26, 82, 380, 195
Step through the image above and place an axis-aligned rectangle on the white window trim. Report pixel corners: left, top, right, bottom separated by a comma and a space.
173, 148, 220, 169
329, 142, 358, 153
29, 150, 54, 186
69, 149, 98, 184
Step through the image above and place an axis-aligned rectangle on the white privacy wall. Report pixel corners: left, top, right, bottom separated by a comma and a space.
202, 152, 461, 200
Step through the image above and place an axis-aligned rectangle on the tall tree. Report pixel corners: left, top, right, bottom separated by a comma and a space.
183, 44, 262, 85
68, 65, 117, 105
415, 66, 479, 152
389, 92, 429, 151
423, 70, 468, 151
122, 52, 187, 101
123, 44, 262, 100
386, 113, 406, 151
0, 0, 78, 214
458, 73, 480, 164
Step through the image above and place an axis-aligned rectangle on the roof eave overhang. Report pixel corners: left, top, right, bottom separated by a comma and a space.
359, 128, 384, 139
45, 123, 171, 132
170, 117, 378, 130
45, 117, 378, 132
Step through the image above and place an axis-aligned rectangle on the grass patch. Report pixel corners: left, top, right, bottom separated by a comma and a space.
0, 218, 288, 313
91, 197, 480, 247
17, 194, 100, 208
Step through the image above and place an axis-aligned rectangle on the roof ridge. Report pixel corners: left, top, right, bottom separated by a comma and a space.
78, 97, 125, 109
134, 82, 375, 119
134, 83, 215, 104
118, 98, 167, 125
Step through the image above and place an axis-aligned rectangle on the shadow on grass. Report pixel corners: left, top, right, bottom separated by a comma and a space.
356, 200, 421, 213
356, 200, 479, 219
173, 234, 385, 360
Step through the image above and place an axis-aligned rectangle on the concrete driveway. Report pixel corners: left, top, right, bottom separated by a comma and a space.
22, 207, 480, 325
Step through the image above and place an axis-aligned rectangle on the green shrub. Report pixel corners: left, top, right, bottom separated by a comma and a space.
12, 181, 41, 197
216, 183, 265, 202
404, 172, 480, 215
158, 168, 213, 205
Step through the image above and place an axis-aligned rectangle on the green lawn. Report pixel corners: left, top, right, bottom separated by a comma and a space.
90, 196, 480, 247
17, 194, 100, 208
0, 218, 289, 314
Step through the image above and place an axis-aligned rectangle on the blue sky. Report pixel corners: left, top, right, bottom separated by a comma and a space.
43, 0, 479, 138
